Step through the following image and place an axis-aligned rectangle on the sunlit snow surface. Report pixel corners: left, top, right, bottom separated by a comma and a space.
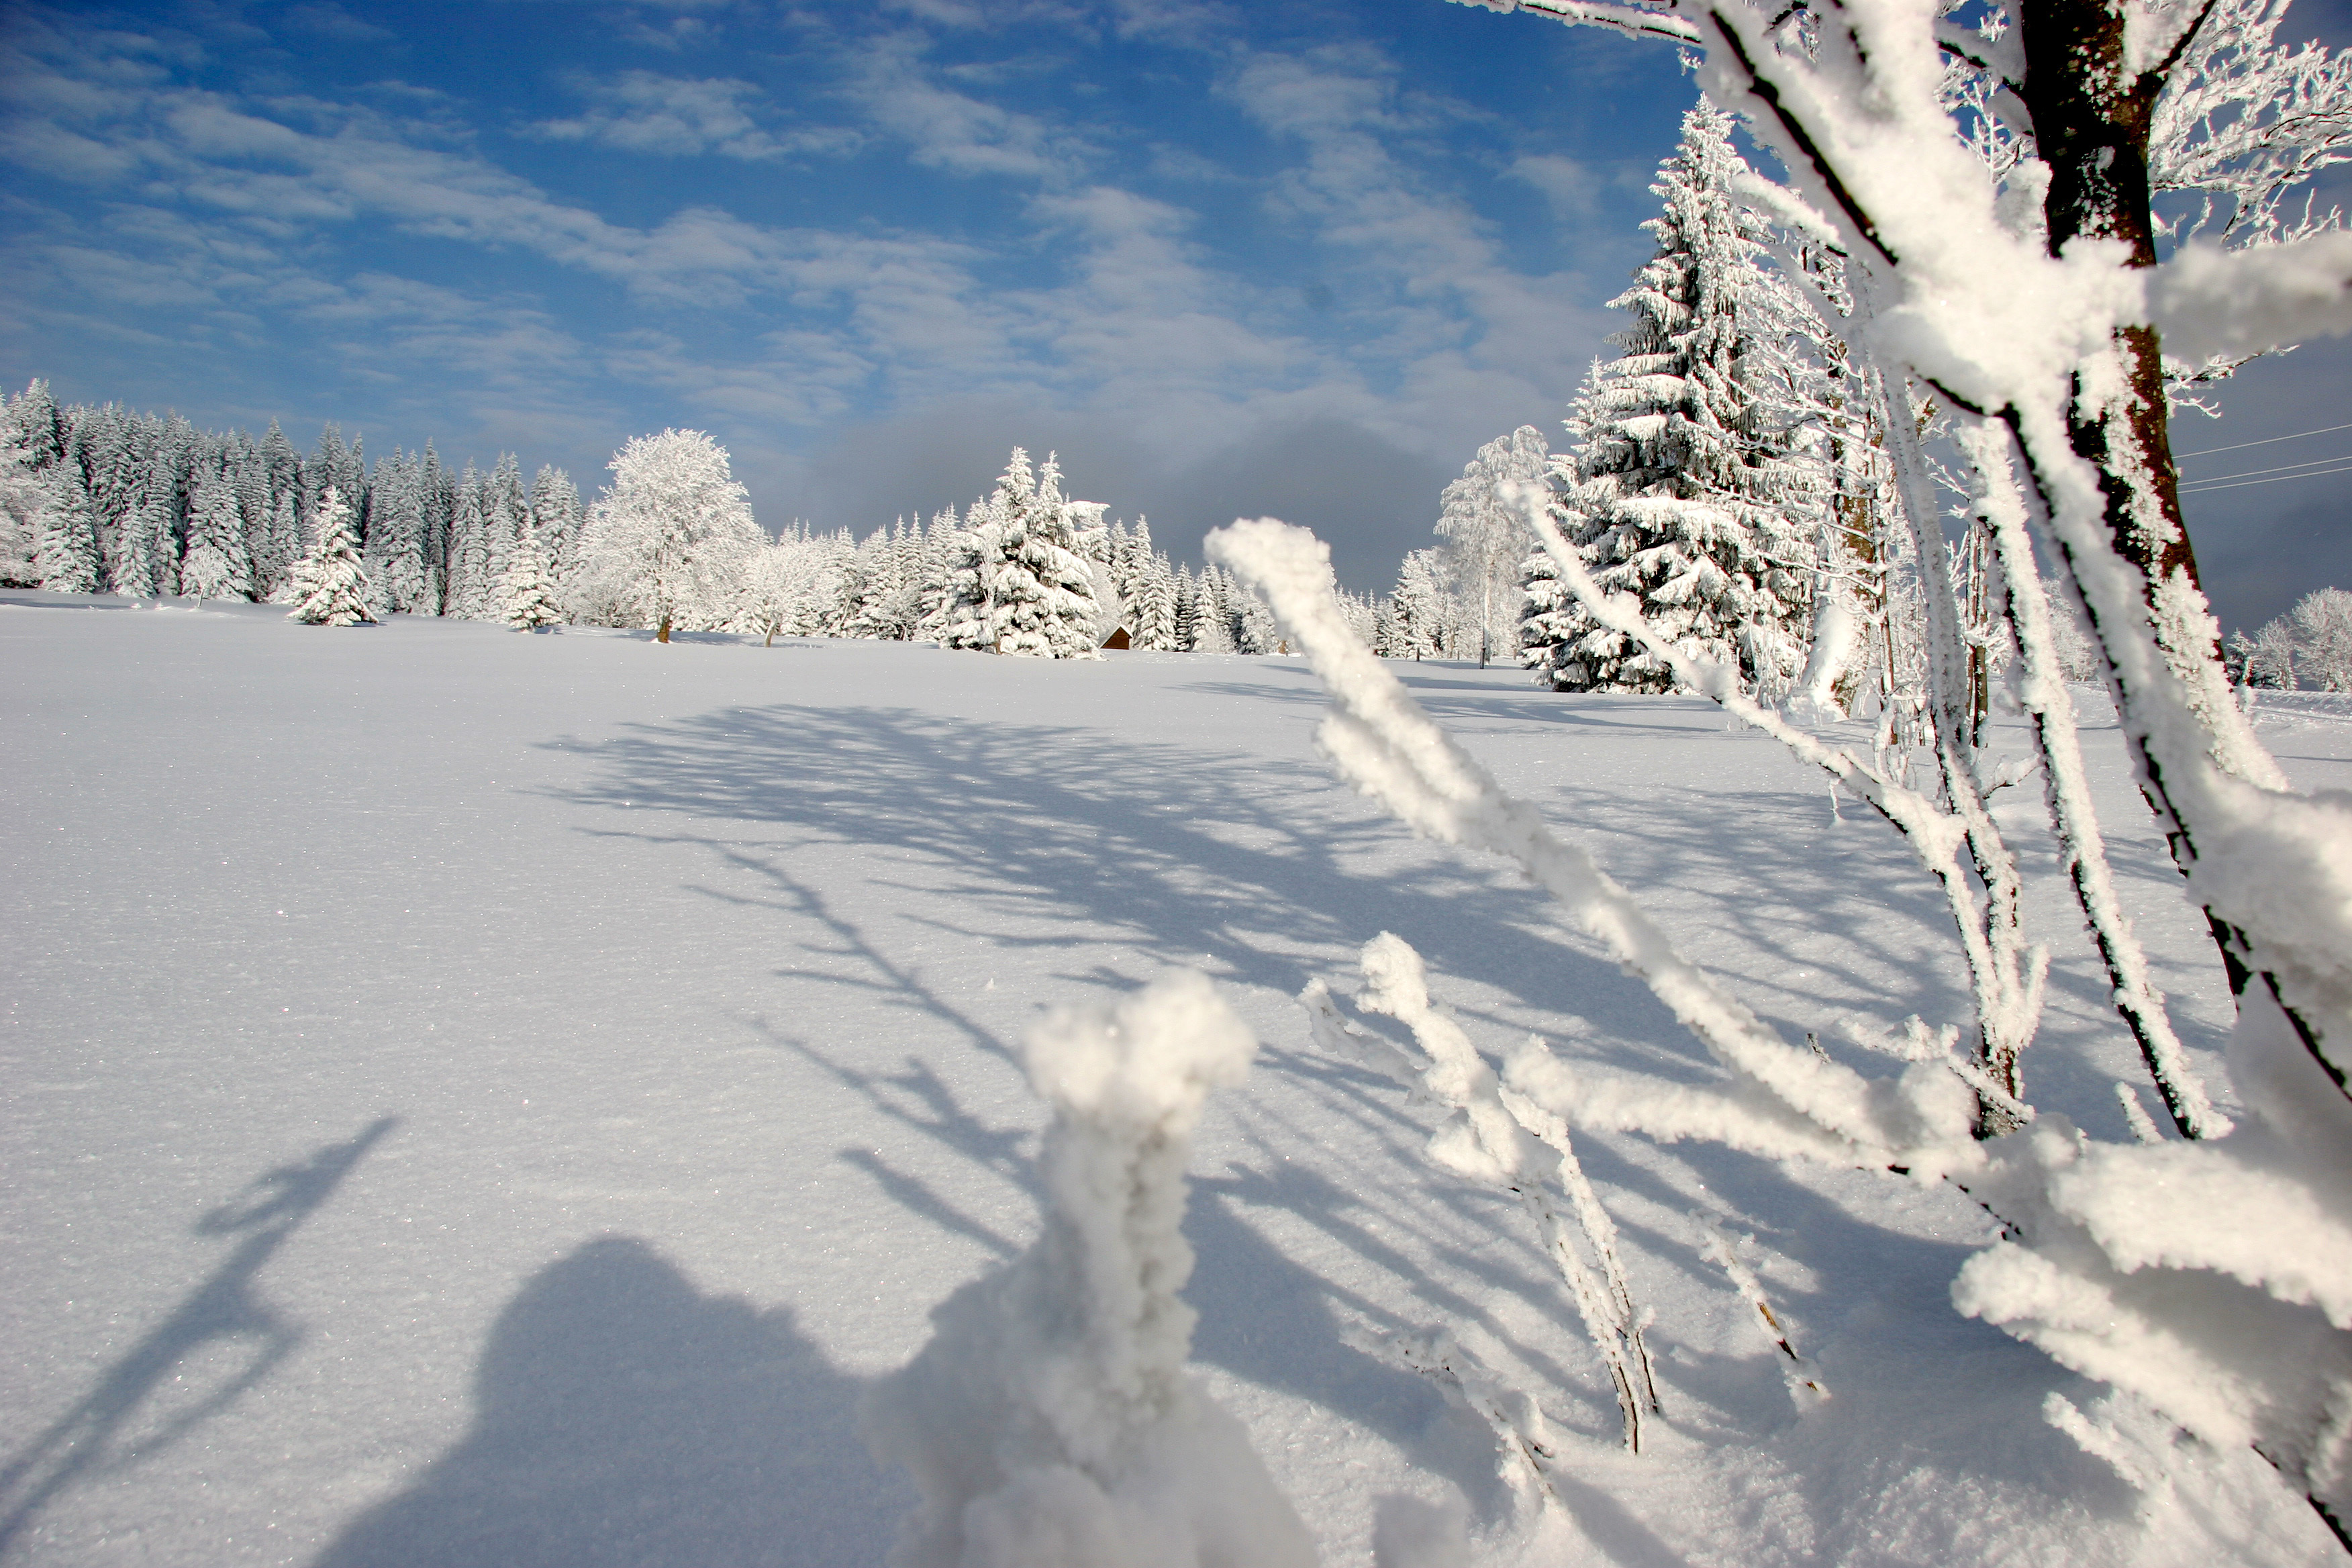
3, 591, 2347, 1567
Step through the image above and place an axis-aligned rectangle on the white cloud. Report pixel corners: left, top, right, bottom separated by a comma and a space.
530, 73, 855, 162
1509, 152, 1601, 217
842, 30, 1090, 180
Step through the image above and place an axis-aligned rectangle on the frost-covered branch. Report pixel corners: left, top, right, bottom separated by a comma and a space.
1510, 479, 2047, 1128
1306, 936, 1661, 1450
1957, 418, 2226, 1138
1214, 516, 1986, 1178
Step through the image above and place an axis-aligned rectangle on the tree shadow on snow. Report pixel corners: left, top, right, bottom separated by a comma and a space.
313, 1236, 905, 1568
0, 1118, 397, 1557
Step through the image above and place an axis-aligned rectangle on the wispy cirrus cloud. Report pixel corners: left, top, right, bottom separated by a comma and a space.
529, 72, 855, 162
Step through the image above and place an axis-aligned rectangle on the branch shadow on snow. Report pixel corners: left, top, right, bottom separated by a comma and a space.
0, 1117, 397, 1557
313, 1236, 906, 1568
540, 693, 2143, 1539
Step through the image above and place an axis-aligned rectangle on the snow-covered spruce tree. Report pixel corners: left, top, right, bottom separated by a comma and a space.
0, 422, 97, 590
578, 429, 761, 643
941, 485, 1008, 652
1133, 552, 1181, 650
528, 464, 583, 585
252, 420, 304, 600
446, 463, 493, 621
1389, 548, 1451, 660
1440, 424, 1549, 666
498, 524, 562, 631
1536, 102, 1821, 695
1190, 564, 1238, 653
484, 452, 527, 595
364, 450, 430, 616
287, 487, 375, 626
179, 460, 253, 601
994, 452, 1102, 658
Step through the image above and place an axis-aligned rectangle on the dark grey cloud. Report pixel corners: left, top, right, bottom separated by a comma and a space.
769, 400, 1462, 593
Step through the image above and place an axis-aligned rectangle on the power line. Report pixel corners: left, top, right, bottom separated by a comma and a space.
2179, 459, 2352, 494
2173, 420, 2352, 459
2177, 451, 2352, 484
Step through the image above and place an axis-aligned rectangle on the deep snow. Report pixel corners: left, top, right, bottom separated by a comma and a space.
3, 591, 2347, 1567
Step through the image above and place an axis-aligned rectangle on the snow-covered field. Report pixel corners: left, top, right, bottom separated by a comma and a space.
4, 590, 2347, 1567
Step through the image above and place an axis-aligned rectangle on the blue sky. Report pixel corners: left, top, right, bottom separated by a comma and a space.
1, 0, 2346, 620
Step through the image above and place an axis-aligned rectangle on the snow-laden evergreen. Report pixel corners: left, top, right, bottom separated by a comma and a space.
991, 451, 1103, 659
1529, 103, 1822, 695
286, 487, 375, 626
178, 460, 253, 601
498, 524, 563, 632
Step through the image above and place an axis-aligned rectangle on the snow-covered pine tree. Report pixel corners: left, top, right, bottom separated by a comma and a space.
992, 451, 1101, 658
447, 462, 492, 620
179, 460, 254, 600
944, 464, 1019, 651
6, 379, 64, 469
1236, 582, 1282, 654
1133, 552, 1179, 650
420, 442, 452, 611
287, 486, 375, 626
499, 522, 562, 631
528, 465, 582, 584
252, 420, 304, 599
1389, 549, 1451, 660
1535, 101, 1822, 695
485, 452, 527, 593
114, 453, 177, 599
0, 426, 52, 586
1189, 565, 1237, 654
912, 505, 962, 642
365, 450, 430, 615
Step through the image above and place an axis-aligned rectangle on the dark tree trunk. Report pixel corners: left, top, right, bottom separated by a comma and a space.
2017, 0, 2266, 999
2017, 0, 2207, 626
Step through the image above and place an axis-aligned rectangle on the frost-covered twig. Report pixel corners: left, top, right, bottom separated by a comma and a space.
1958, 417, 2226, 1139
1386, 1329, 1562, 1508
1507, 479, 2047, 1133
1309, 936, 1661, 1451
1213, 517, 1986, 1181
861, 971, 1314, 1568
1694, 1217, 1829, 1404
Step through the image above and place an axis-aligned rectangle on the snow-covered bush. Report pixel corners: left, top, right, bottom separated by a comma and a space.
575, 429, 761, 642
861, 971, 1313, 1568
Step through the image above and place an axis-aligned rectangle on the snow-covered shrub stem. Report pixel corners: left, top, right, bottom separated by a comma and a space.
1957, 418, 2225, 1138
1874, 370, 2045, 1127
1308, 935, 1661, 1451
860, 971, 1314, 1568
1212, 516, 1984, 1181
1509, 482, 2047, 1134
1694, 1216, 1827, 1404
